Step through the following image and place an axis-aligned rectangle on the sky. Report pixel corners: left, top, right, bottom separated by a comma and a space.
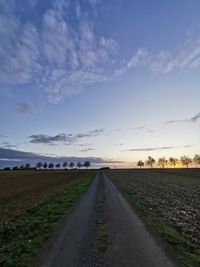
0, 0, 200, 168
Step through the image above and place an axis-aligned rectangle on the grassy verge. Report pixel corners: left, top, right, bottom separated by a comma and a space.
0, 173, 95, 267
111, 178, 200, 267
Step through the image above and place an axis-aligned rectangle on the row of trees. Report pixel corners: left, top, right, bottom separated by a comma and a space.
36, 161, 91, 169
137, 154, 200, 168
3, 161, 91, 171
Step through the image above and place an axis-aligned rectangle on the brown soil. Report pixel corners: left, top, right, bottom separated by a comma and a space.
0, 170, 89, 224
107, 169, 200, 248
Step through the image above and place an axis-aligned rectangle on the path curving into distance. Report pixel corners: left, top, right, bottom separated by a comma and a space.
32, 172, 179, 267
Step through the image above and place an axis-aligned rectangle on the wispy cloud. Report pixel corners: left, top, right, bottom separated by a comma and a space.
29, 128, 104, 145
15, 102, 38, 114
165, 112, 200, 124
78, 143, 93, 147
115, 31, 200, 75
130, 126, 155, 133
184, 144, 193, 148
130, 126, 145, 130
80, 148, 93, 152
0, 141, 18, 149
125, 144, 194, 152
126, 146, 177, 152
1, 1, 200, 103
0, 1, 118, 103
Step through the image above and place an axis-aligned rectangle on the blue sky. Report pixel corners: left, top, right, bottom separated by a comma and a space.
0, 0, 200, 167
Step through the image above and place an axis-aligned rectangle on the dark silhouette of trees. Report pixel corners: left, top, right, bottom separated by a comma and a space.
77, 162, 82, 169
36, 162, 43, 169
55, 163, 61, 169
194, 154, 200, 167
145, 156, 155, 168
12, 166, 18, 170
84, 161, 91, 169
169, 157, 178, 168
48, 163, 54, 169
63, 161, 68, 169
3, 167, 11, 171
43, 162, 48, 169
69, 162, 74, 169
137, 160, 144, 168
4, 154, 198, 172
25, 163, 30, 169
157, 157, 168, 168
180, 156, 192, 168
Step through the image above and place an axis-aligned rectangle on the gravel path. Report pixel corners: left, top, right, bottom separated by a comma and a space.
32, 172, 179, 267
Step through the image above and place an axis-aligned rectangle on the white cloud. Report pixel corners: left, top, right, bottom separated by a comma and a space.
127, 48, 149, 69
76, 2, 81, 20
0, 1, 118, 103
1, 1, 200, 103
42, 9, 78, 68
116, 33, 200, 75
0, 15, 40, 84
52, 0, 70, 14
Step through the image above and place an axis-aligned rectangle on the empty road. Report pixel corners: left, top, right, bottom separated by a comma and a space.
32, 172, 179, 267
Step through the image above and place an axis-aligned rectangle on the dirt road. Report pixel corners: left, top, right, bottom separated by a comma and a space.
33, 172, 178, 267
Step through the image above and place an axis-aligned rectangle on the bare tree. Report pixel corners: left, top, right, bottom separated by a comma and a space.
84, 161, 91, 169
169, 157, 178, 168
69, 162, 74, 169
25, 163, 31, 169
36, 162, 43, 169
194, 154, 200, 167
63, 161, 68, 169
43, 162, 48, 169
145, 156, 155, 168
77, 162, 82, 169
157, 157, 168, 168
137, 160, 144, 168
55, 163, 61, 169
48, 163, 54, 169
180, 156, 192, 168
13, 166, 19, 170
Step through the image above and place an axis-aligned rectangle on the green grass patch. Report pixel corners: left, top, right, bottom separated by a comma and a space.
112, 180, 200, 267
95, 193, 109, 255
0, 173, 95, 267
96, 220, 109, 253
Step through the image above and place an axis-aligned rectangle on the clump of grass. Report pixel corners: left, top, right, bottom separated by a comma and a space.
95, 192, 109, 255
0, 173, 95, 267
96, 220, 109, 253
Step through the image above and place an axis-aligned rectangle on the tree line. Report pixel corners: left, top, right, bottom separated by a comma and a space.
36, 161, 91, 169
137, 154, 200, 168
3, 161, 91, 171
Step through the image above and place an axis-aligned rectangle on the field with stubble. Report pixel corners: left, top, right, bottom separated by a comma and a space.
0, 170, 94, 266
0, 170, 91, 223
107, 169, 200, 267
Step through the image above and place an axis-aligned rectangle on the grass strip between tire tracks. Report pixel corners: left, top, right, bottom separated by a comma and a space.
0, 172, 95, 267
110, 177, 200, 267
